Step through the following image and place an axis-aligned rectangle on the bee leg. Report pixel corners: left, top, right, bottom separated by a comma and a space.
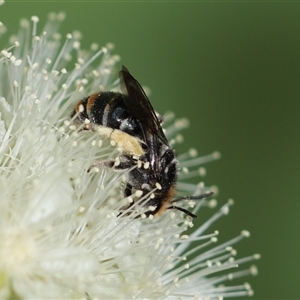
87, 155, 136, 173
167, 205, 197, 218
87, 160, 115, 173
112, 160, 136, 171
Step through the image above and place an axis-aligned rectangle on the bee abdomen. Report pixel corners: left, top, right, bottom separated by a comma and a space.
78, 92, 140, 137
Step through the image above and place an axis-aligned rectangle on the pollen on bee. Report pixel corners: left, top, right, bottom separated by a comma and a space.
143, 161, 150, 169
137, 160, 142, 168
84, 118, 90, 124
150, 193, 155, 199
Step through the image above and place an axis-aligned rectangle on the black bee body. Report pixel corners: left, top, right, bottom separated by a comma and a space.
72, 66, 212, 217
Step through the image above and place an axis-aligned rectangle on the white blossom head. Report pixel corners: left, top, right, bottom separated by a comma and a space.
0, 12, 259, 299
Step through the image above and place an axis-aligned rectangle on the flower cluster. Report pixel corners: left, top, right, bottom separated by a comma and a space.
0, 12, 259, 299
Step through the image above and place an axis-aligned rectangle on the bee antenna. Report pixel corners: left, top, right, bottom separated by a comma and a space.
168, 191, 213, 218
172, 191, 213, 203
167, 205, 197, 218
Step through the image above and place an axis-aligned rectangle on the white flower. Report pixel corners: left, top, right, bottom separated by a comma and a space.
0, 12, 259, 299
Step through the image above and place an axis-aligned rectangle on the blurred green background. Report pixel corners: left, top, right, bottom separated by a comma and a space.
1, 2, 299, 299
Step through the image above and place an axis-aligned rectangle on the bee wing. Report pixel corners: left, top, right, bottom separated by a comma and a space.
119, 65, 169, 146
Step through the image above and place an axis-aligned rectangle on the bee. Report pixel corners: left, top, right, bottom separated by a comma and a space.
71, 66, 212, 217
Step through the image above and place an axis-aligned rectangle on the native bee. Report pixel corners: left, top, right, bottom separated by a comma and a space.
71, 66, 212, 217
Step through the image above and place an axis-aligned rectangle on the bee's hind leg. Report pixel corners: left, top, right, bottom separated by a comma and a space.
87, 155, 136, 173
